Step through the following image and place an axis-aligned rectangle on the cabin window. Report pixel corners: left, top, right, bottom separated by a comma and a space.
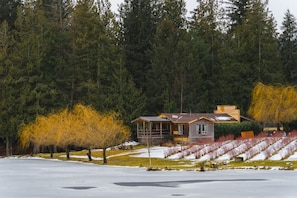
196, 124, 207, 135
162, 123, 170, 133
162, 123, 170, 130
178, 124, 184, 135
152, 123, 159, 131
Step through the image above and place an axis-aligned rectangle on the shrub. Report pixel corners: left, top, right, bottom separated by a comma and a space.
214, 121, 261, 139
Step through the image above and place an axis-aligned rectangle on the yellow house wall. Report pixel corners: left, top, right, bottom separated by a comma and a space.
173, 137, 189, 144
214, 105, 240, 122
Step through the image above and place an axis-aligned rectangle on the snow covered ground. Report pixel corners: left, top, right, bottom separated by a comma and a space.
1, 158, 297, 198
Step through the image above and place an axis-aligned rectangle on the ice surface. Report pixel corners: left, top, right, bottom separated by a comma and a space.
1, 158, 297, 198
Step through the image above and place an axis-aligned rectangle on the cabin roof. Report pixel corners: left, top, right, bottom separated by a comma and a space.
160, 113, 238, 123
131, 116, 170, 123
132, 112, 239, 124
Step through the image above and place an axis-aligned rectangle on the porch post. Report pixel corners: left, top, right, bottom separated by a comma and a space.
136, 122, 139, 138
149, 122, 152, 141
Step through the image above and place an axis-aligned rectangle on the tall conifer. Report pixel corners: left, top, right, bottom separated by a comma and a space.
279, 10, 297, 85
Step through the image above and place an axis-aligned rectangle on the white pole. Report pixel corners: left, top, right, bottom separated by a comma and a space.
147, 122, 152, 168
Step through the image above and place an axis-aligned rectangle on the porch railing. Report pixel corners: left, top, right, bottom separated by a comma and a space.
138, 129, 170, 138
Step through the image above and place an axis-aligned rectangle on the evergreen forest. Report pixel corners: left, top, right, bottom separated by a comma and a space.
1, 0, 297, 155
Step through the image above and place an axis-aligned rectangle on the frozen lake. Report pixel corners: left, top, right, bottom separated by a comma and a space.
0, 158, 297, 198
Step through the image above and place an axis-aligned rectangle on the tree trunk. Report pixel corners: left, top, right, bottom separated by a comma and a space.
70, 79, 74, 111
277, 123, 281, 131
87, 148, 92, 161
66, 146, 70, 160
5, 135, 11, 156
33, 144, 40, 154
41, 145, 45, 153
49, 145, 54, 158
103, 148, 107, 165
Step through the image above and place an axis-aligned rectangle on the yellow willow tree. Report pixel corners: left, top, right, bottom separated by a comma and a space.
70, 104, 102, 161
19, 113, 64, 156
19, 104, 131, 162
19, 122, 37, 150
54, 108, 82, 159
95, 113, 130, 164
32, 115, 56, 155
18, 108, 81, 159
248, 82, 297, 129
71, 104, 131, 163
44, 113, 62, 157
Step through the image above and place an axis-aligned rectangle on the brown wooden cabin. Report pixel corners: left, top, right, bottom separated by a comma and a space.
132, 108, 240, 144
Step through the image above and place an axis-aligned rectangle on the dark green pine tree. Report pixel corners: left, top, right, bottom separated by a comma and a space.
69, 0, 104, 109
13, 1, 54, 122
69, 0, 145, 133
146, 0, 192, 114
107, 57, 146, 135
241, 0, 283, 83
147, 19, 182, 113
0, 0, 22, 29
189, 0, 226, 111
226, 0, 251, 30
0, 21, 19, 155
182, 31, 212, 113
279, 10, 297, 85
119, 0, 160, 91
225, 0, 284, 114
41, 0, 72, 26
97, 0, 146, 130
37, 0, 73, 110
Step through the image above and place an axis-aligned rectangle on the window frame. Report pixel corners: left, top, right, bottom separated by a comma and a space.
178, 124, 184, 135
196, 124, 207, 135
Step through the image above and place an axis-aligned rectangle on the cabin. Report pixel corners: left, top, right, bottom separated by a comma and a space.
132, 105, 241, 144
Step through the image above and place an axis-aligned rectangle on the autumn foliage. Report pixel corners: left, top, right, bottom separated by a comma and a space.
18, 104, 131, 163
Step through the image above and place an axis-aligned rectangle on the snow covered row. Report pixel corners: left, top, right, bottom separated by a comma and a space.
162, 136, 297, 162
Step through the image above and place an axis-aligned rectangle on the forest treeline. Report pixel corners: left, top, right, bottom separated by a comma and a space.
1, 0, 297, 154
